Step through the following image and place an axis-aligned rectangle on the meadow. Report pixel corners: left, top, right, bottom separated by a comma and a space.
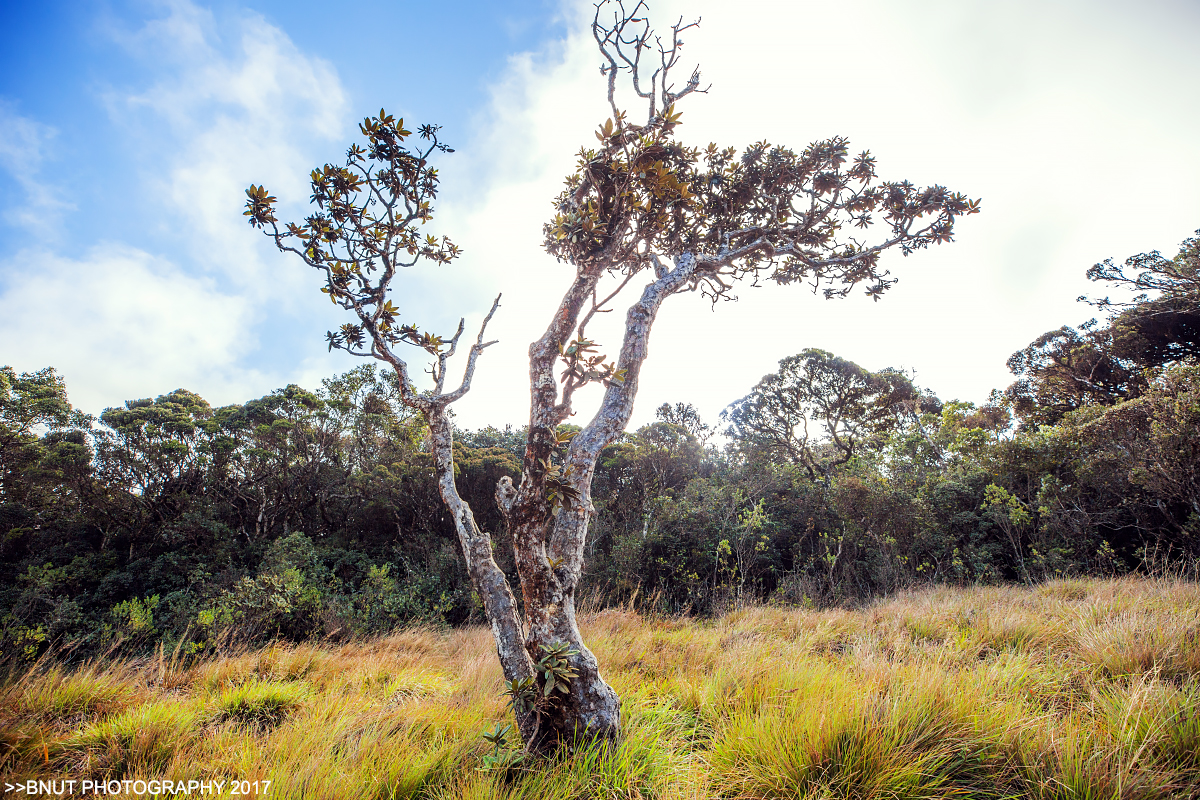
3, 577, 1199, 799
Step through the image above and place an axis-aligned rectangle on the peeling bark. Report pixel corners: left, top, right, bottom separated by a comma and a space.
426, 410, 530, 684
490, 254, 701, 748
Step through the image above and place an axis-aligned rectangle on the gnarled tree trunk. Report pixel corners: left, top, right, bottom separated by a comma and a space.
490, 255, 701, 747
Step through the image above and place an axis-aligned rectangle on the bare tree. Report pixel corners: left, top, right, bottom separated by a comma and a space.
245, 0, 978, 750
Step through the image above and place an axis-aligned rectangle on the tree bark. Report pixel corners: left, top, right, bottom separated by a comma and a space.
423, 409, 540, 735
429, 403, 618, 749
497, 255, 701, 748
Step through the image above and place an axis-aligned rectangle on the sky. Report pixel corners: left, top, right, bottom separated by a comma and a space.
2, 0, 1199, 433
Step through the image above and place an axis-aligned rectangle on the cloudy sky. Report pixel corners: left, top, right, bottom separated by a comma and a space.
2, 0, 1198, 432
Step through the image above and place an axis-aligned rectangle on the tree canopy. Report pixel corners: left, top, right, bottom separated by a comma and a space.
1006, 230, 1200, 427
724, 348, 930, 480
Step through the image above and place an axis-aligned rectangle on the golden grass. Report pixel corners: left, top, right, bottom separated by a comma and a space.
2, 577, 1199, 798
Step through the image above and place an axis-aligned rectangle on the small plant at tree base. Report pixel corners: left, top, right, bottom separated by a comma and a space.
495, 642, 581, 758
479, 723, 525, 771
503, 642, 580, 712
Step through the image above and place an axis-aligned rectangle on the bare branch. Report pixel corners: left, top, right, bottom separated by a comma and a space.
434, 318, 467, 394
440, 294, 502, 405
592, 0, 704, 125
578, 271, 635, 340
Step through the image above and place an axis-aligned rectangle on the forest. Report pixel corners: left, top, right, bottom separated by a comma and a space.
3, 228, 1197, 663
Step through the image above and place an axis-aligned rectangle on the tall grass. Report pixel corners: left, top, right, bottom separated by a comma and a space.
2, 577, 1198, 798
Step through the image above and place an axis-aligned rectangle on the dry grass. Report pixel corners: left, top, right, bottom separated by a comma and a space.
2, 577, 1199, 798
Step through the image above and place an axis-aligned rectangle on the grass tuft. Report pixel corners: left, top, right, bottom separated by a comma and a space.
60, 701, 198, 779
211, 679, 310, 727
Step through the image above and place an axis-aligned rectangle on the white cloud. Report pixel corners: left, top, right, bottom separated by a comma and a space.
0, 0, 352, 413
111, 2, 348, 291
430, 0, 1200, 431
0, 102, 74, 232
0, 245, 252, 412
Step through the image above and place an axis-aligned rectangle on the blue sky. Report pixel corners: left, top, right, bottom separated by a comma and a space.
0, 0, 565, 245
2, 0, 1199, 431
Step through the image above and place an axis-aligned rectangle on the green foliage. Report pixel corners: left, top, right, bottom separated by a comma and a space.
535, 642, 580, 700
559, 336, 626, 389
539, 456, 581, 515
245, 111, 461, 359
212, 679, 309, 727
724, 348, 930, 481
479, 722, 525, 771
0, 364, 484, 660
109, 595, 159, 639
1006, 229, 1200, 426
502, 676, 540, 716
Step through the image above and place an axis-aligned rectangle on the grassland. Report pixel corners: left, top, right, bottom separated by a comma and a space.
3, 578, 1199, 799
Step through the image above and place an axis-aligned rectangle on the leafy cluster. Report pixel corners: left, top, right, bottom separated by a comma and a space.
559, 336, 626, 391
544, 107, 980, 301
535, 641, 581, 699
502, 642, 581, 716
244, 111, 461, 358
533, 429, 584, 517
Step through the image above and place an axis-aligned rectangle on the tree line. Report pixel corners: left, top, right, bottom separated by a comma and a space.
2, 228, 1196, 661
